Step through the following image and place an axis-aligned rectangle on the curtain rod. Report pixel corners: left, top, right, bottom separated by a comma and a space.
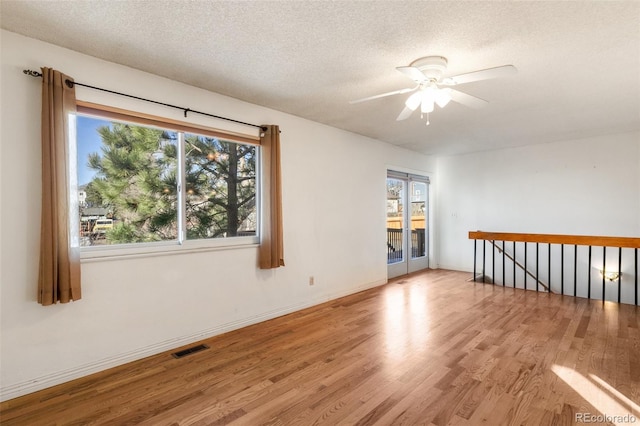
23, 69, 267, 132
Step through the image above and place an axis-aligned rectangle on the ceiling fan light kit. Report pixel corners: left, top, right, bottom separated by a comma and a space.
350, 55, 516, 125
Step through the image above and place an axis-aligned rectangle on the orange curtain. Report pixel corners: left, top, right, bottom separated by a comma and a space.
38, 67, 81, 305
258, 125, 285, 269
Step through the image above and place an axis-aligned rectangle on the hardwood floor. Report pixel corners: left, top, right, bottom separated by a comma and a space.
1, 269, 639, 425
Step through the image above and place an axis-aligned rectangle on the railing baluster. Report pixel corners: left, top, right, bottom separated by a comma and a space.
636, 248, 638, 306
502, 241, 505, 287
513, 242, 516, 288
588, 245, 592, 300
473, 239, 477, 282
548, 243, 551, 293
482, 239, 486, 283
524, 243, 528, 290
561, 244, 564, 295
574, 245, 577, 297
492, 240, 495, 285
617, 247, 622, 303
536, 243, 540, 292
602, 246, 606, 302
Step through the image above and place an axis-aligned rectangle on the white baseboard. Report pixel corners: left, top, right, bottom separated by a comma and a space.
435, 264, 473, 273
0, 278, 387, 402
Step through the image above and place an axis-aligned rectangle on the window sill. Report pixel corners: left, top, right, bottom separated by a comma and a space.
80, 236, 259, 263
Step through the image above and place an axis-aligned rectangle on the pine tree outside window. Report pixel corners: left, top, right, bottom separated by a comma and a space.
75, 104, 259, 256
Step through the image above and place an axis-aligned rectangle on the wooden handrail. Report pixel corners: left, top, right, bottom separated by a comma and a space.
469, 231, 640, 249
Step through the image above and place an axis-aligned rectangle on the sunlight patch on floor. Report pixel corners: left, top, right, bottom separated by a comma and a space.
383, 286, 430, 364
552, 365, 638, 425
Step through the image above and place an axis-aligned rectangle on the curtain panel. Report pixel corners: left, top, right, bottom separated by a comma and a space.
38, 67, 81, 305
258, 125, 285, 269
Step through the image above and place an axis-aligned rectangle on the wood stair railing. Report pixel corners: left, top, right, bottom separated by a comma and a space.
469, 231, 640, 305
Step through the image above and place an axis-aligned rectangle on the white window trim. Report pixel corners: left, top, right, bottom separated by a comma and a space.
80, 236, 259, 262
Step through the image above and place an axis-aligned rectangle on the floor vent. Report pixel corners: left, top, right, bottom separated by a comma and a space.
172, 344, 209, 359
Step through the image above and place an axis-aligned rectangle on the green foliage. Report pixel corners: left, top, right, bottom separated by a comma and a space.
87, 123, 177, 243
105, 222, 152, 244
183, 134, 256, 238
83, 180, 104, 207
87, 121, 256, 244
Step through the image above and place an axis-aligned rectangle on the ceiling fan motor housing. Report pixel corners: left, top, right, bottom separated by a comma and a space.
410, 56, 448, 81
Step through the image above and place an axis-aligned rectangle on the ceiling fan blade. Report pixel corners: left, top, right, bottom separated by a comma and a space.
396, 66, 426, 83
449, 89, 489, 109
349, 85, 418, 104
396, 90, 424, 120
396, 104, 418, 121
442, 65, 517, 85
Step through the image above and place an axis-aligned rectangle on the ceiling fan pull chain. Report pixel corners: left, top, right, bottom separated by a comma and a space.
426, 113, 430, 126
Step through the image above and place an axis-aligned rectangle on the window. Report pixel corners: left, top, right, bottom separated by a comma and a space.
75, 105, 259, 253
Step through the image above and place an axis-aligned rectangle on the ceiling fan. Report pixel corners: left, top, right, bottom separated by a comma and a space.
350, 56, 516, 124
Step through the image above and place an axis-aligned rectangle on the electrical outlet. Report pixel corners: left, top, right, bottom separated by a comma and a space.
309, 276, 315, 286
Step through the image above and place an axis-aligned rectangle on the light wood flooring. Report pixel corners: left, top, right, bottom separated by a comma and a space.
1, 269, 639, 425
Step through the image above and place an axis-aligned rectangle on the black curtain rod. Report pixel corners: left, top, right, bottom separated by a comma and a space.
23, 69, 267, 132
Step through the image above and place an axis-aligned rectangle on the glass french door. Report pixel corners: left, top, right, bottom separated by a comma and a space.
387, 171, 429, 278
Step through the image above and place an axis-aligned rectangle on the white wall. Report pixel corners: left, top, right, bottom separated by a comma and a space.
436, 132, 640, 301
0, 30, 437, 400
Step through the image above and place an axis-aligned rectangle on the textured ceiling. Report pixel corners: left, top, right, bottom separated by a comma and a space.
2, 1, 639, 155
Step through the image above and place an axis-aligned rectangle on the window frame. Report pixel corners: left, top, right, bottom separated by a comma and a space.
74, 102, 261, 261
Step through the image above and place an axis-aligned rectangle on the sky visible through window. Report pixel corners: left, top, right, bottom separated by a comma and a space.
77, 115, 110, 185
